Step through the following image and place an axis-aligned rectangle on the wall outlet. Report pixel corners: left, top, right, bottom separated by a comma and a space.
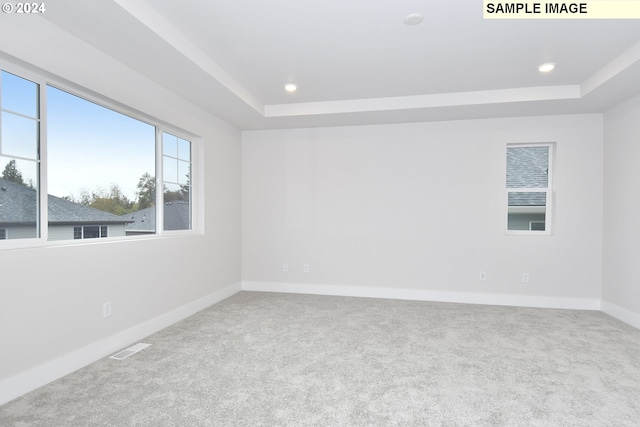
303, 264, 310, 273
522, 273, 530, 284
283, 263, 289, 272
479, 271, 487, 281
103, 301, 112, 318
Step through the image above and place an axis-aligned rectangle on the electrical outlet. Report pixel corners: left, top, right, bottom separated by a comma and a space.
103, 302, 112, 318
522, 273, 530, 284
303, 264, 310, 273
479, 271, 487, 281
283, 263, 289, 272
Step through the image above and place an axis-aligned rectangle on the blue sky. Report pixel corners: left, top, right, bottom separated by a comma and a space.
46, 86, 156, 201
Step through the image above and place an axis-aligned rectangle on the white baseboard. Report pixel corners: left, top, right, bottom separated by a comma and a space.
0, 282, 241, 406
241, 281, 601, 310
601, 300, 640, 329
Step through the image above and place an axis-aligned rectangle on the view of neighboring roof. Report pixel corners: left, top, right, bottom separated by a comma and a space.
506, 147, 549, 207
0, 177, 132, 225
164, 201, 190, 230
124, 201, 189, 233
124, 205, 155, 233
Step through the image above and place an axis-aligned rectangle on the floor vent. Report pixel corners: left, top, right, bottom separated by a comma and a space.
109, 343, 151, 360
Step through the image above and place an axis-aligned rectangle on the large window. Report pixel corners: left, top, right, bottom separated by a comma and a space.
506, 144, 553, 234
0, 64, 195, 244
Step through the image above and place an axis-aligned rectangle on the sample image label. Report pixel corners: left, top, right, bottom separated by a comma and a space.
483, 1, 640, 19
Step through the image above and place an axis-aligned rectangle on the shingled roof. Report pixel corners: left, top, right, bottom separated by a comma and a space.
124, 201, 190, 233
506, 146, 549, 207
0, 177, 132, 225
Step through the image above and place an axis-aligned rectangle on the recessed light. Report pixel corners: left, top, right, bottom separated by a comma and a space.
538, 62, 555, 73
404, 13, 424, 26
284, 83, 297, 93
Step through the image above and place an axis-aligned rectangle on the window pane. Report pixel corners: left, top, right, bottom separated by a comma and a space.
530, 221, 545, 231
1, 71, 38, 118
178, 138, 190, 161
0, 156, 39, 239
47, 86, 156, 240
163, 183, 190, 231
177, 160, 190, 185
507, 191, 546, 231
83, 225, 100, 238
162, 132, 177, 158
163, 155, 177, 183
507, 146, 548, 188
1, 112, 38, 160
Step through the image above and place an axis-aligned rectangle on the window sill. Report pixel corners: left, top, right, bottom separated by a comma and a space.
0, 230, 200, 251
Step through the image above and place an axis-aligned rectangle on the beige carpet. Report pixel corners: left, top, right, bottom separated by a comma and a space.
1, 291, 640, 426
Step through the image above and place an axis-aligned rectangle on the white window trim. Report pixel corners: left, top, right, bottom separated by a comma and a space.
506, 142, 554, 236
0, 57, 200, 250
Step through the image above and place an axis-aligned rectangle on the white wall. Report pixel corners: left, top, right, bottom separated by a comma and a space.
602, 93, 640, 328
242, 115, 603, 308
0, 16, 241, 402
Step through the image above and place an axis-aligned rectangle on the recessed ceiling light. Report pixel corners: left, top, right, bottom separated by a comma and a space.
404, 13, 424, 26
284, 83, 297, 93
538, 62, 555, 73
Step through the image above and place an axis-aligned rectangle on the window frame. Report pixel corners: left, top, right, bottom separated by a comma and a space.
161, 131, 193, 232
0, 58, 199, 250
506, 142, 554, 236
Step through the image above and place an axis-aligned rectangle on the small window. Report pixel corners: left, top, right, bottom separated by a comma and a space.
0, 228, 7, 239
506, 144, 552, 234
83, 226, 101, 239
73, 225, 109, 239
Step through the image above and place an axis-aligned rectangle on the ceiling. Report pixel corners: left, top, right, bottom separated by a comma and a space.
41, 0, 640, 130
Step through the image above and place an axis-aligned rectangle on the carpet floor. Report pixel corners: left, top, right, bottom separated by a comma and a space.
1, 291, 640, 426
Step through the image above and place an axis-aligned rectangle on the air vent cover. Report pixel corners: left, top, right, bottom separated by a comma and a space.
109, 343, 151, 360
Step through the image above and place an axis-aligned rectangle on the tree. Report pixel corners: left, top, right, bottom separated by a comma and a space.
180, 172, 191, 199
135, 172, 155, 209
2, 160, 24, 185
76, 184, 133, 215
62, 171, 183, 215
164, 172, 190, 202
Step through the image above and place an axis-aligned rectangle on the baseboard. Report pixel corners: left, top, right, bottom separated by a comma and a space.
241, 281, 601, 310
0, 281, 241, 406
601, 300, 640, 329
